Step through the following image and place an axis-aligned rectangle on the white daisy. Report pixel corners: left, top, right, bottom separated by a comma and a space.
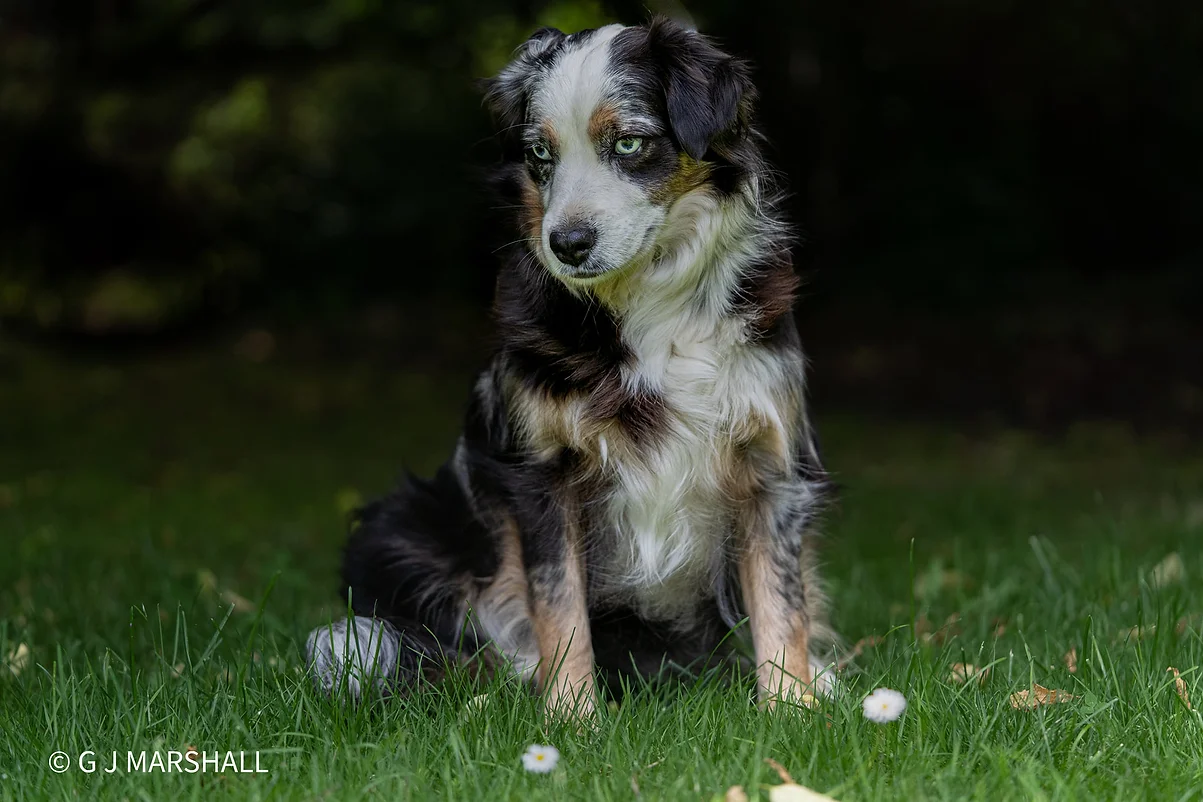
520, 744, 560, 774
862, 687, 907, 723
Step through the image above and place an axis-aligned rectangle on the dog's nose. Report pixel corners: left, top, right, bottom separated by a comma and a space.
549, 224, 597, 267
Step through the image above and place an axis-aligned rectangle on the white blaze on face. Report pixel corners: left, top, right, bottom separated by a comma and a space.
530, 25, 666, 279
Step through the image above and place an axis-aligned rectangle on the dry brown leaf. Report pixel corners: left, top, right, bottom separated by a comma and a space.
1150, 552, 1185, 588
949, 663, 989, 686
1176, 614, 1200, 635
219, 589, 256, 614
725, 786, 750, 802
1009, 683, 1076, 709
1122, 625, 1156, 641
4, 643, 31, 677
837, 635, 883, 670
764, 758, 794, 784
1168, 667, 1192, 710
913, 566, 969, 600
197, 569, 256, 613
1064, 648, 1078, 673
925, 613, 962, 644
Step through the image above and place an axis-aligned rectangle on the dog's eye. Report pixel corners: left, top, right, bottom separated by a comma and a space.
614, 136, 643, 156
529, 142, 553, 162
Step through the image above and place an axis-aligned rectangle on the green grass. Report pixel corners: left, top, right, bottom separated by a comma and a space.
1, 342, 1202, 801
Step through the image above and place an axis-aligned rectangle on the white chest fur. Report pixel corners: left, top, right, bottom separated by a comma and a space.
592, 230, 801, 622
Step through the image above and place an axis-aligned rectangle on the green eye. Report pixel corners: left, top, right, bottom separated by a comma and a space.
614, 136, 643, 156
530, 142, 552, 161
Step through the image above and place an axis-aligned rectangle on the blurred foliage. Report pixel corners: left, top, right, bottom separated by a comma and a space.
0, 0, 1200, 334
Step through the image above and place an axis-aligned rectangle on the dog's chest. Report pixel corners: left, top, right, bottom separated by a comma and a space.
589, 321, 790, 619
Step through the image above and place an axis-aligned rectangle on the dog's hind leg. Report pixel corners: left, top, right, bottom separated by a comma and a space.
304, 463, 498, 701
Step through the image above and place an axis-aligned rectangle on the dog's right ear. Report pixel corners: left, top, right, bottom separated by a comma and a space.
482, 27, 566, 147
643, 18, 755, 162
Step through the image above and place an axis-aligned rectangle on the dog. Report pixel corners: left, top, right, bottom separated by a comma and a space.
305, 17, 835, 717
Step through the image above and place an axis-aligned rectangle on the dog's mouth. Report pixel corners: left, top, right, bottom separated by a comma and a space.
554, 262, 619, 283
550, 226, 659, 287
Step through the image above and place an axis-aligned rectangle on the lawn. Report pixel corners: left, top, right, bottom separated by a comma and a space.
1, 340, 1201, 801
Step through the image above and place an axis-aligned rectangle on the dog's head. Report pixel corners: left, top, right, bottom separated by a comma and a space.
484, 19, 758, 287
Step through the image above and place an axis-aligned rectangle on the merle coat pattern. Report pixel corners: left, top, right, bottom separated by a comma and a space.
305, 17, 835, 717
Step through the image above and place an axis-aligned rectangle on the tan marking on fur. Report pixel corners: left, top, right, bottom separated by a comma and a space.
508, 380, 646, 472
519, 176, 544, 244
530, 525, 596, 720
540, 120, 559, 152
651, 152, 714, 206
719, 385, 801, 504
587, 103, 621, 142
738, 512, 815, 708
471, 518, 534, 672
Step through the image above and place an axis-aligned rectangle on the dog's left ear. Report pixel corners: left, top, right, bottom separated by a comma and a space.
646, 18, 755, 161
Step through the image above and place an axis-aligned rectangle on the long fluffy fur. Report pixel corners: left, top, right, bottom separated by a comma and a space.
306, 17, 835, 707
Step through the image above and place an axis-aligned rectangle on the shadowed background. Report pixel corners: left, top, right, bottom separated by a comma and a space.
1, 0, 1200, 428
1, 8, 1202, 798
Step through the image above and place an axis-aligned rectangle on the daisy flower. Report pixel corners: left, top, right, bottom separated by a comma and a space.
862, 687, 907, 723
521, 744, 560, 774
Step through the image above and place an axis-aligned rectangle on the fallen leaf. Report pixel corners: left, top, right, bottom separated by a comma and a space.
949, 663, 989, 686
925, 613, 962, 645
1168, 667, 1192, 710
1064, 648, 1078, 673
768, 784, 839, 802
837, 635, 883, 670
913, 562, 969, 600
219, 589, 255, 614
1009, 683, 1076, 709
1122, 625, 1156, 641
725, 786, 749, 802
1150, 553, 1185, 588
764, 758, 793, 784
4, 643, 31, 677
197, 569, 255, 613
1176, 614, 1200, 635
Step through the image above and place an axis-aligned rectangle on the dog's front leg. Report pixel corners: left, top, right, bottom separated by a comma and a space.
738, 479, 826, 709
515, 482, 596, 721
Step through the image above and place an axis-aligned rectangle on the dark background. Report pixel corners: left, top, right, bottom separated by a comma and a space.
2, 0, 1200, 431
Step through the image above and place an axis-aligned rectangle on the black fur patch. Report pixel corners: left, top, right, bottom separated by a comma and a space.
610, 20, 756, 163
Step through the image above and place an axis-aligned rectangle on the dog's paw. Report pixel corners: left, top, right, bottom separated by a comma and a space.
304, 616, 400, 701
761, 657, 840, 712
808, 656, 840, 698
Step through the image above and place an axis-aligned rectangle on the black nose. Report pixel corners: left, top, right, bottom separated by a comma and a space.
548, 224, 597, 267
